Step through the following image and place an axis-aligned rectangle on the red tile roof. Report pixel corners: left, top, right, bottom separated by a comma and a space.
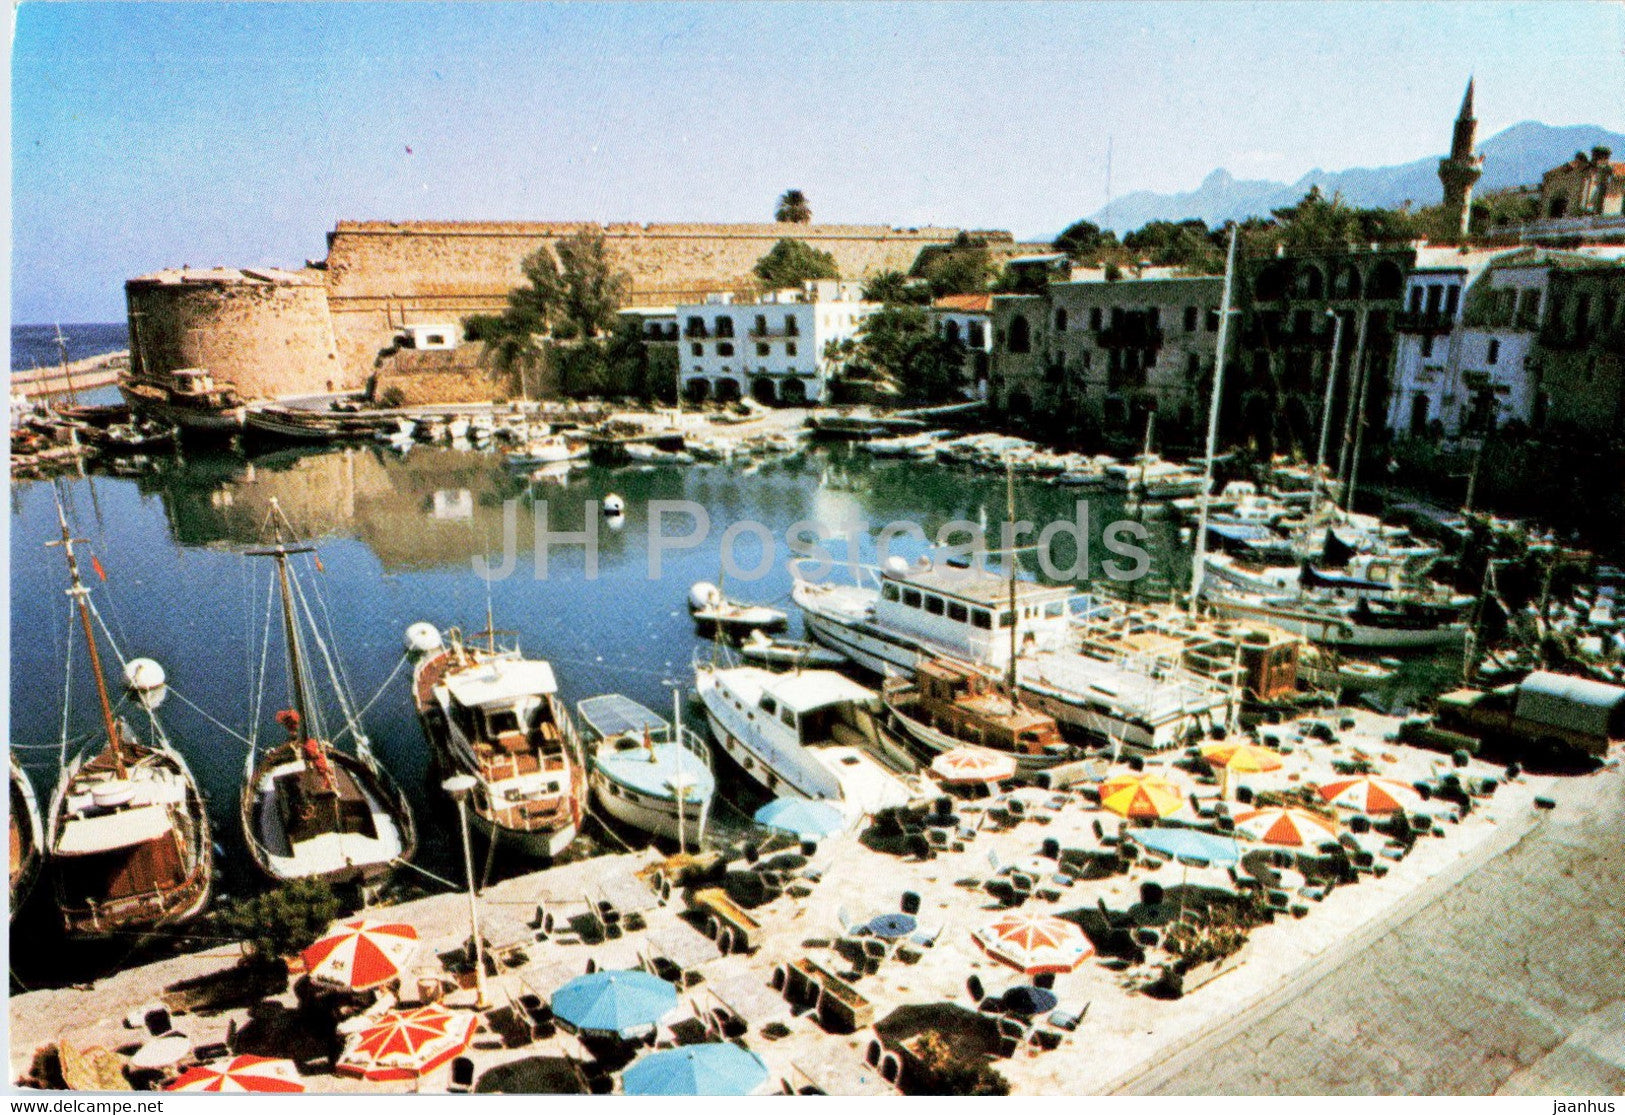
933, 294, 994, 313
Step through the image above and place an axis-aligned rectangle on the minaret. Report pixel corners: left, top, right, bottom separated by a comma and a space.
1437, 79, 1484, 238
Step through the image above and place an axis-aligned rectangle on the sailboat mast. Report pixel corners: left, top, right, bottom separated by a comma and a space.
52, 499, 125, 777
54, 325, 80, 407
1188, 225, 1239, 616
272, 547, 313, 740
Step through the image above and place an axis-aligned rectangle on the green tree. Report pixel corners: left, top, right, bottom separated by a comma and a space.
861, 269, 931, 306
753, 238, 840, 288
1259, 187, 1422, 253
1122, 219, 1225, 273
530, 229, 633, 339
1053, 218, 1117, 263
913, 233, 995, 297
218, 879, 341, 967
848, 304, 966, 403
775, 189, 812, 223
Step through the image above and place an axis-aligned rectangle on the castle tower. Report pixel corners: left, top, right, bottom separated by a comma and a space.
1437, 79, 1485, 237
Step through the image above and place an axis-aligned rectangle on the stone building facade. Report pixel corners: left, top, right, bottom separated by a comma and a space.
1539, 149, 1625, 221
127, 221, 986, 400
1538, 262, 1625, 437
125, 267, 342, 400
990, 276, 1224, 440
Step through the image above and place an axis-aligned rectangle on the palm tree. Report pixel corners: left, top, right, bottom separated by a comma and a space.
775, 189, 812, 224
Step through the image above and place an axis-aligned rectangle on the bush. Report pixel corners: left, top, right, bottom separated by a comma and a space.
906, 1032, 1010, 1096
377, 386, 406, 409
218, 879, 341, 967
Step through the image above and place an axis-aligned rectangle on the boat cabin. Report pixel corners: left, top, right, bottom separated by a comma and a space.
875, 564, 1074, 666
442, 658, 571, 803
911, 659, 1063, 754
275, 751, 379, 844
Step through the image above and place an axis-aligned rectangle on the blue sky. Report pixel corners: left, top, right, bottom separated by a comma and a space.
10, 1, 1622, 322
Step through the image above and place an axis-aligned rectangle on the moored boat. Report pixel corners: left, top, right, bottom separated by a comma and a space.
241, 522, 416, 892
44, 498, 212, 938
120, 366, 246, 435
9, 758, 43, 920
689, 582, 789, 636
738, 630, 848, 670
693, 655, 925, 819
577, 693, 714, 846
882, 657, 1076, 773
407, 624, 587, 858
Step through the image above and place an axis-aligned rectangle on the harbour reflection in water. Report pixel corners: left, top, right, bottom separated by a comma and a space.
9, 441, 1190, 983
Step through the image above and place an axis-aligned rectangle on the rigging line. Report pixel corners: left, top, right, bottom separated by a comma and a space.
166, 686, 256, 750
480, 818, 501, 891
249, 559, 277, 751
288, 558, 358, 743
303, 549, 362, 722
331, 653, 411, 748
59, 600, 76, 767
394, 857, 461, 892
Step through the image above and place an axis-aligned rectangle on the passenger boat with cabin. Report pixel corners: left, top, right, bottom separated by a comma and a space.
241, 524, 415, 892
9, 758, 43, 920
577, 694, 714, 846
407, 624, 587, 858
792, 558, 1232, 752
44, 499, 212, 938
693, 656, 925, 820
120, 366, 246, 435
882, 658, 1075, 773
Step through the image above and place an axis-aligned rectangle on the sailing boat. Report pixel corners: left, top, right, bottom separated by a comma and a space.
240, 508, 416, 893
44, 497, 212, 938
9, 758, 43, 920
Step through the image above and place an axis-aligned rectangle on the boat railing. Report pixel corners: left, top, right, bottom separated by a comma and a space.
67, 855, 207, 932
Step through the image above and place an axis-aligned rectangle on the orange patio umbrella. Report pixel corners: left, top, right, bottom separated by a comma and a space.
168, 1055, 304, 1093
1231, 806, 1342, 849
931, 745, 1017, 785
1317, 775, 1420, 815
302, 918, 420, 992
336, 1004, 479, 1083
973, 911, 1095, 976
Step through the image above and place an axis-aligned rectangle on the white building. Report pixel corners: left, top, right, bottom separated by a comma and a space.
929, 294, 993, 398
676, 282, 877, 405
1387, 247, 1625, 436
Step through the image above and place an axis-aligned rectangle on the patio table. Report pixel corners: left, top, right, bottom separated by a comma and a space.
1002, 985, 1059, 1017
865, 913, 918, 939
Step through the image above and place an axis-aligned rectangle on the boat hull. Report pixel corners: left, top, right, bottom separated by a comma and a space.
119, 384, 246, 434
884, 697, 1075, 774
1204, 593, 1468, 649
589, 770, 706, 843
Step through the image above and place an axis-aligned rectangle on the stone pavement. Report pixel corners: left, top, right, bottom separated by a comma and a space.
1117, 762, 1625, 1095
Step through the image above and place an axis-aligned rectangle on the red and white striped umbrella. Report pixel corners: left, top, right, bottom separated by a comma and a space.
168, 1055, 305, 1093
931, 745, 1017, 785
972, 911, 1095, 976
1317, 776, 1420, 815
301, 918, 420, 992
1231, 806, 1342, 849
336, 1004, 479, 1082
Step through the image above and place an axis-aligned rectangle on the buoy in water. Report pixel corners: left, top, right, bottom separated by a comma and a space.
603, 493, 626, 516
405, 622, 443, 655
123, 658, 167, 709
689, 582, 723, 611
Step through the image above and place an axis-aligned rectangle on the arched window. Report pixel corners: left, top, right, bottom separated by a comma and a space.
1253, 263, 1286, 302
1007, 314, 1031, 354
1369, 260, 1404, 300
1293, 265, 1325, 299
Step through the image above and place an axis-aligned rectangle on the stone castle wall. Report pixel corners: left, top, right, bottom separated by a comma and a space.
321, 221, 978, 382
126, 271, 343, 399
128, 221, 997, 397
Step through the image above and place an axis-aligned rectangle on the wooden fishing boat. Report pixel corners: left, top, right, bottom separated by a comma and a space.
883, 658, 1075, 772
241, 522, 416, 893
44, 498, 212, 938
9, 758, 43, 920
407, 624, 587, 858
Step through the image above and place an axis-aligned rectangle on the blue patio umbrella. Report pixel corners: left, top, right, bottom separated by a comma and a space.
1128, 827, 1242, 869
622, 1043, 769, 1097
753, 797, 846, 839
550, 970, 678, 1039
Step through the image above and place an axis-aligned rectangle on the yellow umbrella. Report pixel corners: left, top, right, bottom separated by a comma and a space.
1097, 772, 1186, 820
1199, 741, 1283, 774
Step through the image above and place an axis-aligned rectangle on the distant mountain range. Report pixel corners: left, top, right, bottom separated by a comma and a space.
1091, 121, 1625, 233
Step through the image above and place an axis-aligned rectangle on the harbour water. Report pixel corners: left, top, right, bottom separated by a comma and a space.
7, 439, 1453, 985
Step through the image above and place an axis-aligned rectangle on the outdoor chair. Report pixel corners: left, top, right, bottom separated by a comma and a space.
1266, 889, 1292, 913
1036, 880, 1066, 902
861, 938, 890, 961
926, 828, 949, 849
836, 907, 869, 938
998, 1016, 1031, 1041
144, 1008, 173, 1037
1030, 1028, 1064, 1051
910, 923, 943, 948
1034, 972, 1056, 990
449, 1056, 475, 1094
998, 1035, 1021, 1058
895, 943, 924, 965
986, 849, 1005, 874
1132, 927, 1161, 949
1048, 1003, 1088, 1032
1300, 883, 1331, 902
901, 891, 921, 915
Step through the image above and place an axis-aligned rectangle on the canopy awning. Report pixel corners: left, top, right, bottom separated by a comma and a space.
443, 660, 557, 707
55, 804, 171, 855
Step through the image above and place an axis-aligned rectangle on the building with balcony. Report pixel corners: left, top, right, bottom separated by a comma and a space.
675, 281, 876, 405
990, 276, 1224, 440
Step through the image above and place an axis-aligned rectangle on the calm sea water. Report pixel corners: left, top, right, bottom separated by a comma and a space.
9, 440, 1366, 982
10, 323, 129, 373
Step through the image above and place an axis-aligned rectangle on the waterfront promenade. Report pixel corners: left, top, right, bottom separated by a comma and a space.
10, 351, 127, 398
1117, 758, 1625, 1095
